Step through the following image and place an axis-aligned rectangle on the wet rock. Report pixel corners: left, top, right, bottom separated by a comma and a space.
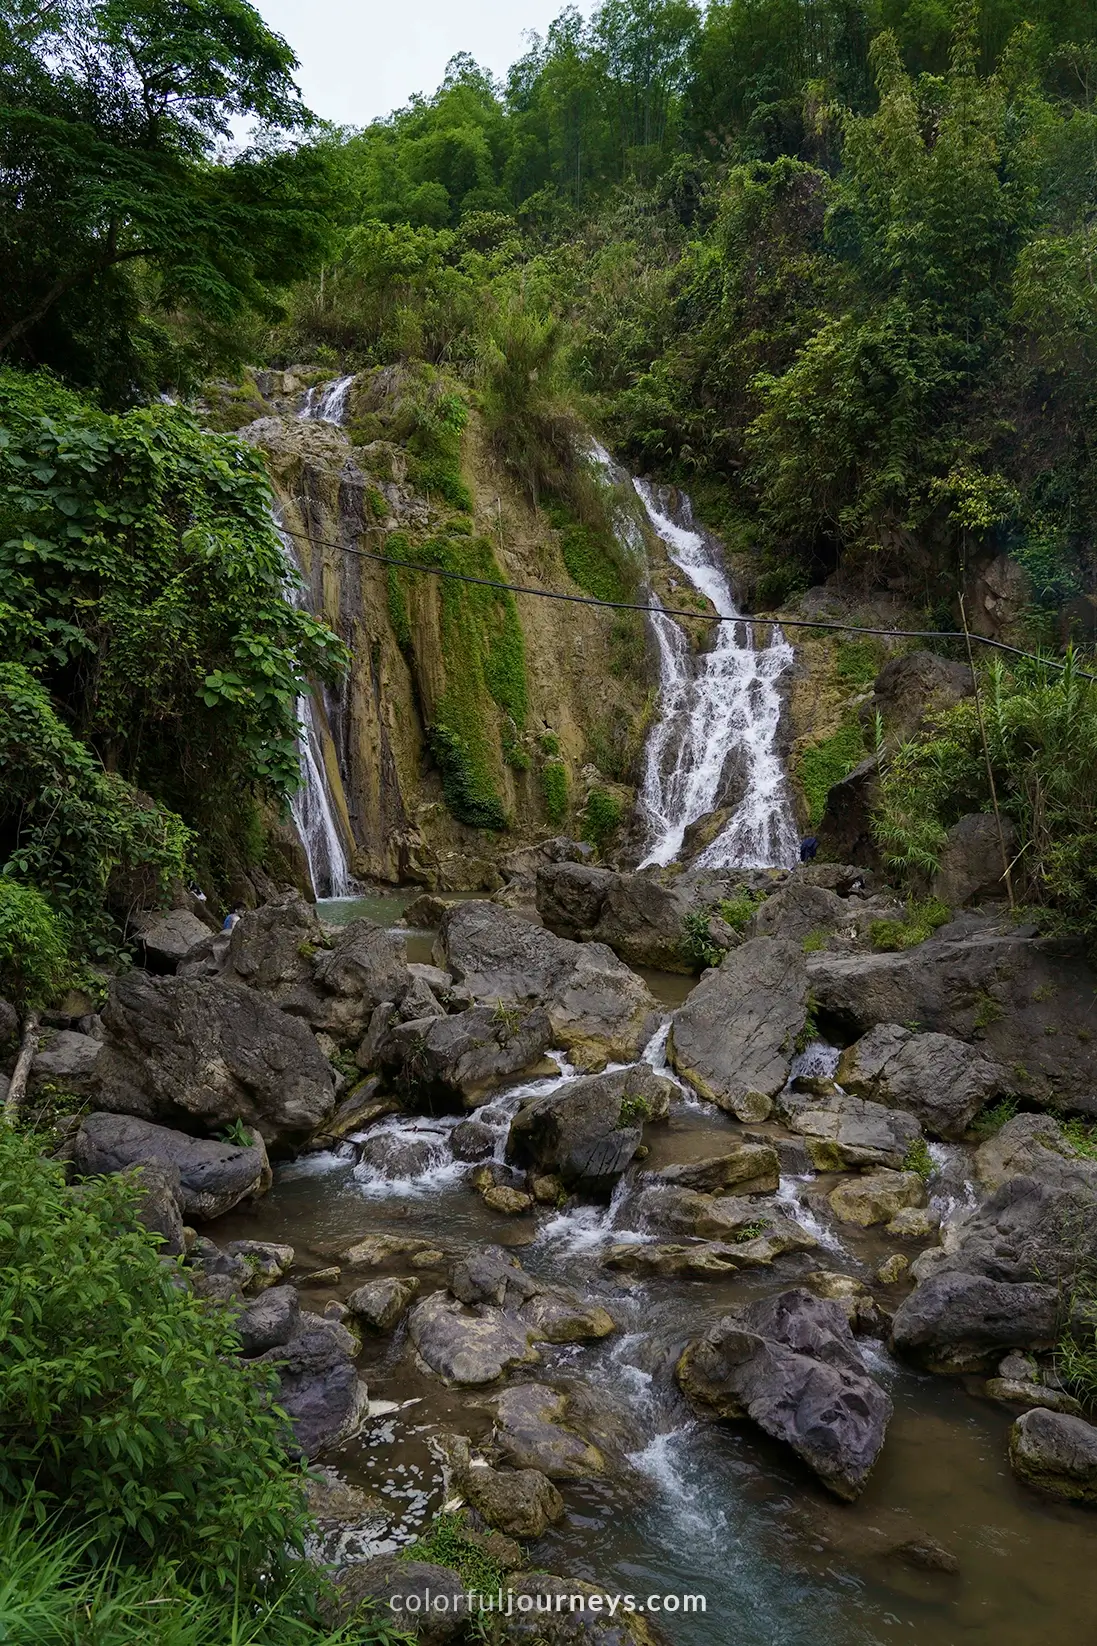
326, 1555, 467, 1641
519, 1289, 616, 1343
828, 1170, 927, 1228
886, 1206, 941, 1239
875, 1253, 910, 1285
135, 908, 217, 972
346, 1275, 419, 1332
449, 1246, 534, 1307
974, 1111, 1079, 1190
932, 813, 1017, 907
93, 973, 335, 1148
806, 922, 1097, 1112
312, 1076, 398, 1145
836, 1024, 1002, 1139
310, 918, 412, 1039
72, 1111, 268, 1220
677, 1288, 892, 1500
984, 1378, 1082, 1416
357, 1130, 441, 1179
383, 1004, 555, 1108
499, 1574, 664, 1644
463, 1462, 564, 1538
340, 1234, 440, 1267
893, 1537, 960, 1575
777, 1086, 921, 1170
482, 1184, 535, 1215
803, 1271, 882, 1334
31, 1028, 102, 1091
404, 893, 448, 928
305, 1466, 385, 1526
408, 1290, 541, 1385
645, 1143, 780, 1196
1009, 1408, 1097, 1504
257, 1313, 367, 1455
891, 1272, 1060, 1372
668, 937, 809, 1120
448, 1246, 614, 1340
226, 1239, 294, 1291
620, 1183, 810, 1249
506, 1064, 675, 1193
233, 1284, 301, 1355
451, 1116, 497, 1161
437, 901, 658, 1072
604, 1241, 742, 1277
490, 1384, 610, 1480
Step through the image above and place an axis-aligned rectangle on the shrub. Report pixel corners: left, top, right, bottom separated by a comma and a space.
541, 759, 568, 825
581, 788, 623, 852
0, 1128, 309, 1584
429, 725, 506, 831
0, 881, 71, 1010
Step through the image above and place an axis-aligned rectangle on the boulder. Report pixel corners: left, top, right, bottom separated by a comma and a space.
462, 1463, 565, 1538
870, 650, 972, 743
677, 1288, 892, 1500
310, 918, 411, 1039
382, 1005, 555, 1109
836, 1024, 1002, 1139
816, 755, 881, 869
326, 1556, 467, 1641
135, 908, 216, 972
72, 1111, 268, 1220
984, 1378, 1082, 1416
219, 893, 322, 999
932, 813, 1016, 907
668, 938, 808, 1120
346, 1276, 419, 1332
490, 1384, 610, 1481
436, 901, 658, 1072
604, 1242, 742, 1278
746, 880, 851, 945
585, 870, 713, 973
403, 893, 448, 928
644, 1144, 780, 1197
357, 1129, 445, 1180
777, 1085, 921, 1170
828, 1170, 927, 1228
129, 1161, 185, 1255
617, 1185, 816, 1261
974, 1112, 1079, 1191
535, 862, 614, 938
498, 1575, 664, 1645
225, 1239, 294, 1291
257, 1314, 366, 1455
506, 1064, 675, 1192
92, 972, 335, 1147
891, 1272, 1060, 1372
1009, 1408, 1097, 1504
450, 1116, 497, 1161
806, 922, 1097, 1111
408, 1290, 540, 1385
31, 1029, 101, 1090
234, 1284, 301, 1355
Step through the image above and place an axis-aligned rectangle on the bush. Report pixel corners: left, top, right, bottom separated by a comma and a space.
0, 1128, 308, 1584
0, 881, 71, 1010
429, 725, 506, 831
541, 759, 569, 826
581, 788, 623, 852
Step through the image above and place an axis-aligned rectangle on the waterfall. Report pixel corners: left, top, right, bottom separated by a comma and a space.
633, 481, 799, 870
273, 514, 357, 898
298, 374, 355, 425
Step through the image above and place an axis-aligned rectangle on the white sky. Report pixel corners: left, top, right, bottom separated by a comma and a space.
252, 0, 598, 128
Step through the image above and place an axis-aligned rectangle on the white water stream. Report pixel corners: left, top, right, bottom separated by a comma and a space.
297, 373, 355, 424
631, 481, 799, 870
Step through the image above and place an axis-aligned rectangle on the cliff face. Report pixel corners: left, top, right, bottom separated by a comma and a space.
234, 365, 668, 890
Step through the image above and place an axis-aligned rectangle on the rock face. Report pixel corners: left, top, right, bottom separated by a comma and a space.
778, 1084, 921, 1169
836, 1024, 1002, 1139
436, 901, 658, 1071
257, 1313, 366, 1455
932, 813, 1016, 907
973, 1111, 1078, 1191
381, 1004, 554, 1108
72, 1111, 268, 1220
1009, 1408, 1097, 1503
870, 650, 973, 743
677, 1288, 892, 1500
93, 972, 335, 1147
668, 937, 808, 1120
892, 1272, 1060, 1373
806, 922, 1097, 1111
506, 1064, 675, 1192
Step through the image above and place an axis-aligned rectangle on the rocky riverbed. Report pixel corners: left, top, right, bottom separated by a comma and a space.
25, 851, 1097, 1645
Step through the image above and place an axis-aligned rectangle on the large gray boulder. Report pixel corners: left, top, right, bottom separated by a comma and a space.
537, 862, 740, 972
407, 1290, 541, 1385
668, 937, 809, 1120
932, 813, 1016, 907
129, 1162, 186, 1255
1009, 1408, 1097, 1504
891, 1272, 1060, 1373
676, 1288, 892, 1500
836, 1024, 1002, 1138
257, 1314, 367, 1455
974, 1112, 1080, 1191
806, 922, 1097, 1111
436, 901, 658, 1072
506, 1063, 675, 1192
489, 1382, 632, 1482
92, 972, 335, 1147
309, 918, 411, 1039
223, 893, 323, 1004
380, 1004, 555, 1107
72, 1111, 268, 1220
326, 1556, 467, 1642
31, 1029, 101, 1091
136, 908, 218, 972
234, 1284, 301, 1355
462, 1463, 564, 1539
777, 1083, 921, 1169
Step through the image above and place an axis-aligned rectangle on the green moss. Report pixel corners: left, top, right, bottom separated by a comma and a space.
835, 638, 884, 687
429, 725, 506, 831
582, 787, 623, 852
797, 717, 867, 828
541, 758, 568, 825
386, 564, 412, 650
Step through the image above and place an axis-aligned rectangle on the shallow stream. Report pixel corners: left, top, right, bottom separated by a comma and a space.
218, 896, 1097, 1646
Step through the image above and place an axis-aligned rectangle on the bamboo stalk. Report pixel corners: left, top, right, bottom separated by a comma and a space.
959, 591, 1015, 910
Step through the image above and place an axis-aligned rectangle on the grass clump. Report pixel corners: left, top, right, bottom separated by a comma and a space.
541, 759, 569, 826
970, 1095, 1020, 1138
835, 639, 884, 687
402, 1511, 508, 1598
619, 1092, 652, 1126
869, 898, 951, 951
797, 717, 867, 828
0, 880, 72, 1011
903, 1137, 935, 1181
718, 890, 766, 931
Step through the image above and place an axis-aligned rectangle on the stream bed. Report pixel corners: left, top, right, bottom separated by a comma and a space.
211, 897, 1097, 1646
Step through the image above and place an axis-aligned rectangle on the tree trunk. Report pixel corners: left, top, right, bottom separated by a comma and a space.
3, 1012, 40, 1123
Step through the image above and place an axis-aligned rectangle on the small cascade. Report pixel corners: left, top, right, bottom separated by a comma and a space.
632, 480, 799, 870
273, 514, 357, 898
297, 373, 355, 424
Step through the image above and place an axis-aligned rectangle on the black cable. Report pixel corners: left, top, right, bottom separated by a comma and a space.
273, 519, 1097, 682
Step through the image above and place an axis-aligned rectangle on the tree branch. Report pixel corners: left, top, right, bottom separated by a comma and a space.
0, 246, 156, 354
3, 1011, 40, 1124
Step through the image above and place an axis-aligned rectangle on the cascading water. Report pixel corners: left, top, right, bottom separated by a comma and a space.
632, 481, 799, 870
273, 513, 357, 898
297, 373, 355, 424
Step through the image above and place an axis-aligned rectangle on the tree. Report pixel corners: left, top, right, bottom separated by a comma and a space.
0, 0, 338, 398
